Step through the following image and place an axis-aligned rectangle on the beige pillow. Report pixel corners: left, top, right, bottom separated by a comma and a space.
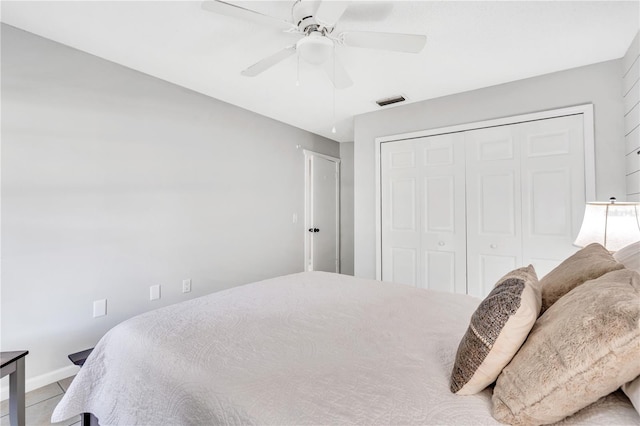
540, 242, 624, 313
614, 240, 640, 273
615, 239, 640, 415
492, 268, 640, 425
450, 265, 540, 395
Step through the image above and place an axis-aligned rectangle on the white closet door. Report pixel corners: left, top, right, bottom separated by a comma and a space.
465, 126, 523, 298
519, 115, 585, 277
381, 134, 466, 293
381, 140, 419, 286
380, 112, 587, 298
416, 134, 467, 294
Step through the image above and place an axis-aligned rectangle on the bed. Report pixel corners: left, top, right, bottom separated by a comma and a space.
52, 263, 639, 425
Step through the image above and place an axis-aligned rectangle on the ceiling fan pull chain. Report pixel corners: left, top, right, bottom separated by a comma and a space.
296, 50, 300, 87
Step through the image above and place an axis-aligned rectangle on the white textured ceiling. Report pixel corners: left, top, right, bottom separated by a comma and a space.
1, 1, 638, 142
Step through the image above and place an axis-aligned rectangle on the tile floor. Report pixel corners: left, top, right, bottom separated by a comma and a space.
0, 376, 79, 426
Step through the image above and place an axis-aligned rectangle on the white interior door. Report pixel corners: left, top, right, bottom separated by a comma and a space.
305, 151, 340, 273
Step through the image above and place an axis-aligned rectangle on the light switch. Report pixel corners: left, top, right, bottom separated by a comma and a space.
150, 285, 161, 301
182, 279, 191, 293
93, 299, 107, 318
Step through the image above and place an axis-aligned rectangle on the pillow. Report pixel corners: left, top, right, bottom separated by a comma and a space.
622, 376, 640, 415
492, 268, 640, 425
540, 242, 624, 313
450, 265, 540, 395
614, 240, 640, 273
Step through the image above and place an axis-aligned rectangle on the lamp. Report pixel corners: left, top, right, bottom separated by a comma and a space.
573, 197, 640, 252
296, 32, 334, 65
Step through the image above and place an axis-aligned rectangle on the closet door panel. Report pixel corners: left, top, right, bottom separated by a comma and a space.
519, 115, 585, 278
465, 126, 522, 298
390, 247, 417, 286
381, 141, 419, 286
478, 254, 517, 297
424, 250, 456, 293
381, 134, 466, 292
477, 172, 517, 236
417, 134, 467, 294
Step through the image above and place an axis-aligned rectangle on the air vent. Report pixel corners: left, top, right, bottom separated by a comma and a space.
376, 95, 406, 107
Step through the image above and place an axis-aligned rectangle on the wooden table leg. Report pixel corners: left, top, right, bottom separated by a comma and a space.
8, 356, 25, 426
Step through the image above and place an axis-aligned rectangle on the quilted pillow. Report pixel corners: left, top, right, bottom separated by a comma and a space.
450, 265, 540, 395
492, 268, 640, 425
540, 242, 623, 313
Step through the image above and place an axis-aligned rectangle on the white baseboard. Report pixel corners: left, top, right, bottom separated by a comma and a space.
0, 365, 80, 401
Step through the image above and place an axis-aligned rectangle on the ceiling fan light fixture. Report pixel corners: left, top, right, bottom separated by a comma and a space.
296, 32, 334, 65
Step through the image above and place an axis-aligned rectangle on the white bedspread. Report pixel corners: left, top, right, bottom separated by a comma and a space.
52, 272, 639, 425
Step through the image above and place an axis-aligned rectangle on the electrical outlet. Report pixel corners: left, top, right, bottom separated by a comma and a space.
93, 299, 107, 318
182, 279, 191, 293
150, 285, 161, 301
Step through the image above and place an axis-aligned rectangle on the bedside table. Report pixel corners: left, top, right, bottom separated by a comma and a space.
1, 350, 28, 426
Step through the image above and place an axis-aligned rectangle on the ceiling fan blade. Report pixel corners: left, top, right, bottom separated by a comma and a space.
314, 1, 350, 28
341, 31, 426, 53
201, 1, 294, 32
322, 54, 353, 89
241, 45, 297, 77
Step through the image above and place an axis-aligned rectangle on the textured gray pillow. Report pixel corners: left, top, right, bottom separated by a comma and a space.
450, 265, 540, 395
540, 242, 623, 313
492, 268, 640, 425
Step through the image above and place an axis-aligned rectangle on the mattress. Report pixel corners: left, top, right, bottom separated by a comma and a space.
52, 271, 639, 425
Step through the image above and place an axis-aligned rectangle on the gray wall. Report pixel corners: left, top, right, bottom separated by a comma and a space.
340, 142, 354, 275
1, 24, 339, 384
354, 59, 626, 278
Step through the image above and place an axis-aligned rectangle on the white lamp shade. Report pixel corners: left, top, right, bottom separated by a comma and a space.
296, 33, 334, 65
574, 201, 640, 251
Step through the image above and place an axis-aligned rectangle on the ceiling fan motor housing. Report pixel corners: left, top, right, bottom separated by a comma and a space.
292, 1, 320, 33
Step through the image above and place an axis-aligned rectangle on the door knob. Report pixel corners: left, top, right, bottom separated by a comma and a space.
308, 228, 320, 233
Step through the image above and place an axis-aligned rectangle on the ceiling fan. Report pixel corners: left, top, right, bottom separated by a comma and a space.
201, 0, 427, 89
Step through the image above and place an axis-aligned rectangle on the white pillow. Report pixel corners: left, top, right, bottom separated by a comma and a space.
614, 241, 640, 273
622, 376, 640, 415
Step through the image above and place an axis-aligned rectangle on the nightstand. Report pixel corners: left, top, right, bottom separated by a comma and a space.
1, 350, 28, 426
